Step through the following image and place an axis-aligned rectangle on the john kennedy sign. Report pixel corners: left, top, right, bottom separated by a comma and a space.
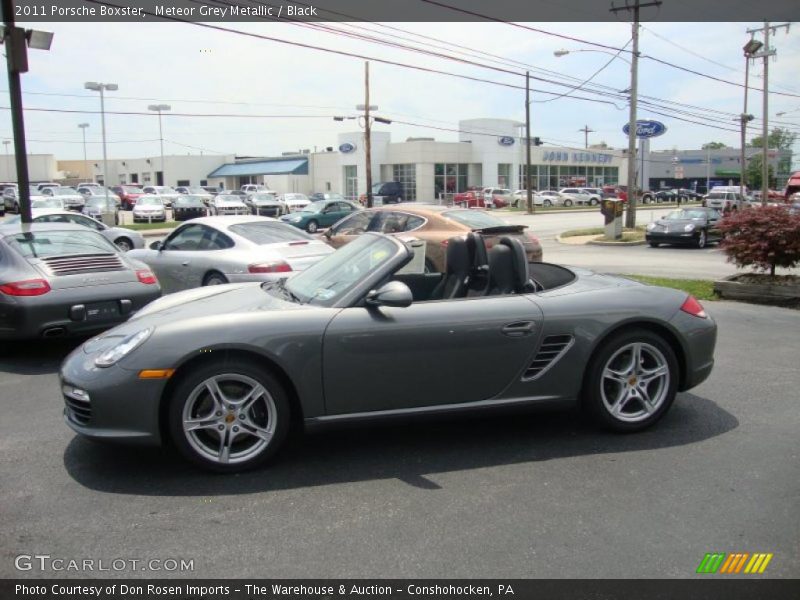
623, 120, 667, 139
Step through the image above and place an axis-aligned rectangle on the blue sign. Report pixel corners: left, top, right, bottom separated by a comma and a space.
338, 142, 356, 153
622, 120, 667, 139
498, 136, 516, 146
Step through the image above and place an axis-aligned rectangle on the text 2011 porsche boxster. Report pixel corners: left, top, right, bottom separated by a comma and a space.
61, 232, 717, 472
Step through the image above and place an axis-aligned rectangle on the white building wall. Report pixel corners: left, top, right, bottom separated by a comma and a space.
1, 154, 59, 182
459, 118, 522, 188
112, 154, 234, 187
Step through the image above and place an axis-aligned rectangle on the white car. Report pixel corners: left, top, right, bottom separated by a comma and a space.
175, 186, 214, 206
211, 194, 249, 216
30, 197, 66, 211
42, 186, 86, 211
279, 193, 311, 212
142, 185, 180, 208
510, 190, 558, 208
132, 195, 167, 222
559, 187, 600, 206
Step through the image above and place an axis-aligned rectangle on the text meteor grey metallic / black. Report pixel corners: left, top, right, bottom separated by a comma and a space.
61, 233, 716, 473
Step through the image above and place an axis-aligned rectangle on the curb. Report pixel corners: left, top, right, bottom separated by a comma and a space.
555, 232, 646, 246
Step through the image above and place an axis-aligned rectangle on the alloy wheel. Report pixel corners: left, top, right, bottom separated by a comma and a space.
600, 342, 670, 424
181, 373, 277, 465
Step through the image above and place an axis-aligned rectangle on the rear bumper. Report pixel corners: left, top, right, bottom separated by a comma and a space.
0, 285, 161, 340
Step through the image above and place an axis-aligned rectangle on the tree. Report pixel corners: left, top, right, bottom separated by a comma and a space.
702, 141, 729, 150
719, 206, 800, 276
746, 155, 775, 189
750, 127, 798, 150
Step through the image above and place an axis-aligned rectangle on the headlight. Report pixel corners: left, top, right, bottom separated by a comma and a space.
646, 222, 657, 231
684, 224, 695, 232
288, 215, 303, 222
94, 328, 153, 367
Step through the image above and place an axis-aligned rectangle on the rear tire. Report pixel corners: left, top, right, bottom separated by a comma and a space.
203, 271, 228, 286
543, 199, 552, 207
583, 328, 678, 432
167, 359, 291, 473
648, 242, 660, 248
563, 199, 573, 207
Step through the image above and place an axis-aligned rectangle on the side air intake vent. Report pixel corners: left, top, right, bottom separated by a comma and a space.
523, 335, 573, 380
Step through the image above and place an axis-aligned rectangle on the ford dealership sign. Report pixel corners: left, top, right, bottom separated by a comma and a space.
338, 142, 356, 153
498, 136, 516, 146
623, 120, 667, 139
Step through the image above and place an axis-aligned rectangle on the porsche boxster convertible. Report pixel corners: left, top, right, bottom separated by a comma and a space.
61, 233, 717, 472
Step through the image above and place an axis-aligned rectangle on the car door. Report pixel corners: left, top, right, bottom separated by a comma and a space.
147, 224, 208, 293
706, 209, 722, 241
323, 295, 544, 415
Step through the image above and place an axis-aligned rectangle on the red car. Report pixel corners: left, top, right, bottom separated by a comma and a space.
110, 185, 145, 210
453, 189, 510, 209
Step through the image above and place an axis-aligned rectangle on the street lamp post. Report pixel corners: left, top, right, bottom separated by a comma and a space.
741, 38, 763, 201
147, 104, 171, 186
77, 123, 89, 183
84, 82, 118, 201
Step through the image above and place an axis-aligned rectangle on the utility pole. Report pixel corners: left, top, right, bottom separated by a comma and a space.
578, 125, 595, 149
525, 71, 534, 215
610, 0, 661, 229
78, 123, 89, 182
3, 0, 33, 223
364, 61, 373, 209
747, 21, 789, 205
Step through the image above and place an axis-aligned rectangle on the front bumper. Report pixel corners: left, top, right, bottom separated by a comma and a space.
61, 351, 166, 445
133, 211, 166, 222
646, 230, 701, 245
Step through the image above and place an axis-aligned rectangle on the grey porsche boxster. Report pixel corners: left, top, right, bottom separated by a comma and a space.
61, 232, 717, 472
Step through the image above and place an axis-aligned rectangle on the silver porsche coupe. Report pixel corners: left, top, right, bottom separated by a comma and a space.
61, 232, 717, 472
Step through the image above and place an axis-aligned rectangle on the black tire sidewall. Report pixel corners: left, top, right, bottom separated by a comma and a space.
306, 220, 318, 233
203, 272, 228, 286
583, 328, 679, 432
167, 359, 291, 473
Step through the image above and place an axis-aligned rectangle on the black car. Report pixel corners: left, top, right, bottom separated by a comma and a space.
172, 195, 208, 221
645, 207, 723, 248
371, 181, 404, 205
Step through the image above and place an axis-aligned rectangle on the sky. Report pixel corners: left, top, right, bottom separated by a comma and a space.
2, 19, 799, 165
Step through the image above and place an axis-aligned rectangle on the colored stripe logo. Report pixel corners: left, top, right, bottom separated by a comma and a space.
697, 553, 773, 574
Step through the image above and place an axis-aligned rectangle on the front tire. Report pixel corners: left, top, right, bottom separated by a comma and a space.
583, 328, 678, 432
696, 230, 707, 249
648, 241, 660, 248
306, 220, 319, 233
114, 237, 133, 252
543, 199, 552, 207
168, 360, 291, 472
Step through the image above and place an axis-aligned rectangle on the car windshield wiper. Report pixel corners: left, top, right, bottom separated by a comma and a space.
276, 278, 304, 304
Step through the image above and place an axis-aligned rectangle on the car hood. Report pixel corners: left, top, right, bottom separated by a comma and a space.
215, 200, 246, 207
654, 218, 704, 230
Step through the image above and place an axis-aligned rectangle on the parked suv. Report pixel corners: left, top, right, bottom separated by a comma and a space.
704, 191, 745, 212
559, 187, 600, 206
370, 181, 404, 205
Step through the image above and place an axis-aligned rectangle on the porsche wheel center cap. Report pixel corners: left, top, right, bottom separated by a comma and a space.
225, 413, 236, 424
628, 376, 638, 386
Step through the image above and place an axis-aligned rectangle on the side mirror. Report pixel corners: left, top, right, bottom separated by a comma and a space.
365, 281, 413, 308
149, 241, 163, 251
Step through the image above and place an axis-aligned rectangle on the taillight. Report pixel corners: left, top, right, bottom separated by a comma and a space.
440, 239, 449, 247
136, 270, 158, 285
680, 295, 707, 319
526, 232, 540, 244
0, 279, 51, 296
248, 261, 292, 273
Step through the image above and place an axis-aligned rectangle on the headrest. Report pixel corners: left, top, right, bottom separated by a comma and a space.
445, 236, 471, 274
488, 245, 516, 294
497, 236, 532, 293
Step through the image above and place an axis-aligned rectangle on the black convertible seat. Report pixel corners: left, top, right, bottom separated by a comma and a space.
465, 232, 490, 296
486, 236, 537, 295
430, 236, 472, 299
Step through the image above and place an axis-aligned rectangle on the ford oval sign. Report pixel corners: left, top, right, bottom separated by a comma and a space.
338, 142, 356, 153
498, 136, 516, 146
623, 120, 667, 139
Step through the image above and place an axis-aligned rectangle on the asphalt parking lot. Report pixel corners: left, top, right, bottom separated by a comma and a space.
1, 300, 798, 579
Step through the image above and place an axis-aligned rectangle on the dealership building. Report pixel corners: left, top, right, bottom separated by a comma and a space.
4, 116, 781, 198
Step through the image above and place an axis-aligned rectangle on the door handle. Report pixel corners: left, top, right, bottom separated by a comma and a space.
181, 261, 190, 266
501, 321, 535, 337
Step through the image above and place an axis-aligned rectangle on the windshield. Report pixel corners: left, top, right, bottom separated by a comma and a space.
286, 234, 400, 306
665, 209, 708, 220
53, 188, 79, 196
7, 230, 118, 258
229, 222, 312, 244
31, 198, 64, 208
175, 196, 205, 206
137, 196, 163, 206
216, 195, 242, 203
441, 209, 507, 229
250, 193, 277, 202
87, 197, 115, 208
155, 186, 177, 193
302, 201, 327, 213
707, 193, 726, 199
